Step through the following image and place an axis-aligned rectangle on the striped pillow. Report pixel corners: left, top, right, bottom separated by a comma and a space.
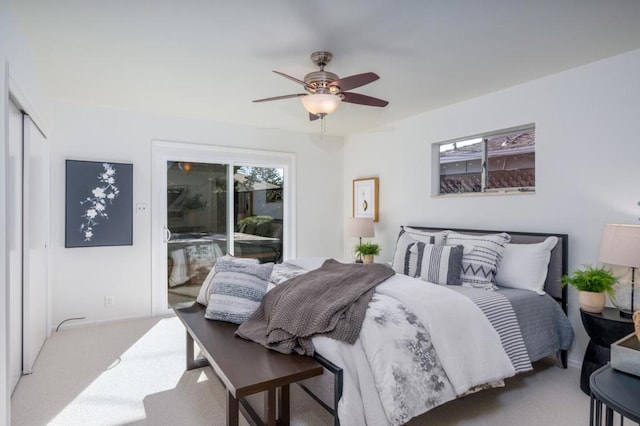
392, 229, 435, 277
418, 243, 464, 285
205, 258, 273, 324
196, 255, 259, 306
446, 231, 511, 289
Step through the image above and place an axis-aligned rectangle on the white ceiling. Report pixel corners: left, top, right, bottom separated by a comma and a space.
9, 0, 640, 137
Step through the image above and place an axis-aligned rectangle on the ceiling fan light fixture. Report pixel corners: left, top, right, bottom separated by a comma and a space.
301, 93, 341, 115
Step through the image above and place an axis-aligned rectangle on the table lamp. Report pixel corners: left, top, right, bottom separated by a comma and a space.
347, 217, 374, 262
598, 224, 640, 318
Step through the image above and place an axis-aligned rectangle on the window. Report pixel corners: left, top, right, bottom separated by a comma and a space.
436, 124, 535, 195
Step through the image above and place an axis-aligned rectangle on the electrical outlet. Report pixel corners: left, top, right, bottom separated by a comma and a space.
136, 203, 149, 215
105, 296, 115, 307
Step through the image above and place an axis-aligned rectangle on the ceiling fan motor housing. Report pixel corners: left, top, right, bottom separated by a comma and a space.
304, 70, 340, 94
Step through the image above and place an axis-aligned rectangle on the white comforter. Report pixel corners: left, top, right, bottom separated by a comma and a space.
309, 271, 516, 425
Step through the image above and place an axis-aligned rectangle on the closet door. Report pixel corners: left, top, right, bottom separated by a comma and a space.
8, 101, 23, 392
22, 115, 49, 374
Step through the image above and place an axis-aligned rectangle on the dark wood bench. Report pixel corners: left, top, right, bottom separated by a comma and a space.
173, 303, 324, 426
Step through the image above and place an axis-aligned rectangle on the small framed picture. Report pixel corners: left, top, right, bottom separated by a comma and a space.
65, 160, 133, 248
353, 177, 379, 222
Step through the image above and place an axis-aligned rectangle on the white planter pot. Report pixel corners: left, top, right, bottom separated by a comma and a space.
579, 291, 606, 313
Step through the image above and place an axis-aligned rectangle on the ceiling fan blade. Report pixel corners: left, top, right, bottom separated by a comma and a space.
342, 92, 389, 107
273, 70, 308, 87
309, 113, 320, 121
329, 72, 379, 91
252, 93, 306, 103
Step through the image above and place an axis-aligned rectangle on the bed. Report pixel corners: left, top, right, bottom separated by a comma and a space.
201, 226, 575, 426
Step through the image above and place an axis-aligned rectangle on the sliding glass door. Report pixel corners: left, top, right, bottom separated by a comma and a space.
165, 162, 285, 307
166, 161, 228, 306
152, 141, 294, 314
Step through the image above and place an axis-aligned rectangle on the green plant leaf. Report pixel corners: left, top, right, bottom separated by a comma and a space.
354, 242, 381, 255
561, 264, 618, 296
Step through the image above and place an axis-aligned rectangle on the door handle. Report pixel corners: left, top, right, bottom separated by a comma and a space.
164, 227, 172, 243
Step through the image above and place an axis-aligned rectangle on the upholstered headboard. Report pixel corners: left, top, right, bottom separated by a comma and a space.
407, 226, 569, 312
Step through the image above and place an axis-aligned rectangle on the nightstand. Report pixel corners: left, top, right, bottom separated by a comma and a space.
590, 364, 640, 425
580, 307, 634, 395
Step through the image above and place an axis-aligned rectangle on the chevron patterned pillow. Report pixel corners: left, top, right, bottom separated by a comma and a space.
446, 231, 511, 290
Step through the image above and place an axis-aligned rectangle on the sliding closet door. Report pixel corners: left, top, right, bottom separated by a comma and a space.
8, 101, 23, 392
22, 115, 49, 374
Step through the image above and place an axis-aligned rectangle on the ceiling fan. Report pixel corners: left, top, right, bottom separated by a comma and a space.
253, 51, 389, 121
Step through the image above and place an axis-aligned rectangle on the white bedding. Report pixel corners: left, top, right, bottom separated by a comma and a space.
376, 275, 515, 394
269, 258, 520, 425
304, 269, 517, 425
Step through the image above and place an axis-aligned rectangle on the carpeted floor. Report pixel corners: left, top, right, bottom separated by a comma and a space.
10, 314, 631, 426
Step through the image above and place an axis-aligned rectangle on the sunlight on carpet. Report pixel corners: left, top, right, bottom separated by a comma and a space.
47, 318, 186, 425
11, 314, 332, 426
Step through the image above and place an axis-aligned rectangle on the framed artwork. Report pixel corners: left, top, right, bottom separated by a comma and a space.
353, 177, 379, 222
65, 160, 133, 248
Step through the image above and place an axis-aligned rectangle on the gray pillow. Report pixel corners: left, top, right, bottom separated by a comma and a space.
204, 258, 273, 324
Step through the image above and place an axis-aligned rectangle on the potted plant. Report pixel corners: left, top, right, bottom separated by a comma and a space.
354, 242, 381, 264
561, 264, 618, 313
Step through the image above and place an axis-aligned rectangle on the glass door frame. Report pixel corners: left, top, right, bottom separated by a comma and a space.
151, 140, 296, 316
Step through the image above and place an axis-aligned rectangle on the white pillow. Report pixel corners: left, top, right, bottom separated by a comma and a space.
403, 226, 448, 245
270, 262, 308, 285
495, 236, 558, 295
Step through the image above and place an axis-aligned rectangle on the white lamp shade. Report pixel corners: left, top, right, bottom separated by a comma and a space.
347, 217, 375, 238
301, 94, 341, 115
598, 224, 640, 268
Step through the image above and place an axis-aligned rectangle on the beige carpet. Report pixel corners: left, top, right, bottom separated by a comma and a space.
10, 314, 631, 426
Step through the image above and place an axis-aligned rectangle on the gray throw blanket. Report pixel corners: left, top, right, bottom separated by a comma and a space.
235, 259, 395, 355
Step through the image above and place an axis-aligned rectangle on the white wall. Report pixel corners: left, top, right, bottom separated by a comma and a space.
49, 102, 344, 328
343, 48, 640, 366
